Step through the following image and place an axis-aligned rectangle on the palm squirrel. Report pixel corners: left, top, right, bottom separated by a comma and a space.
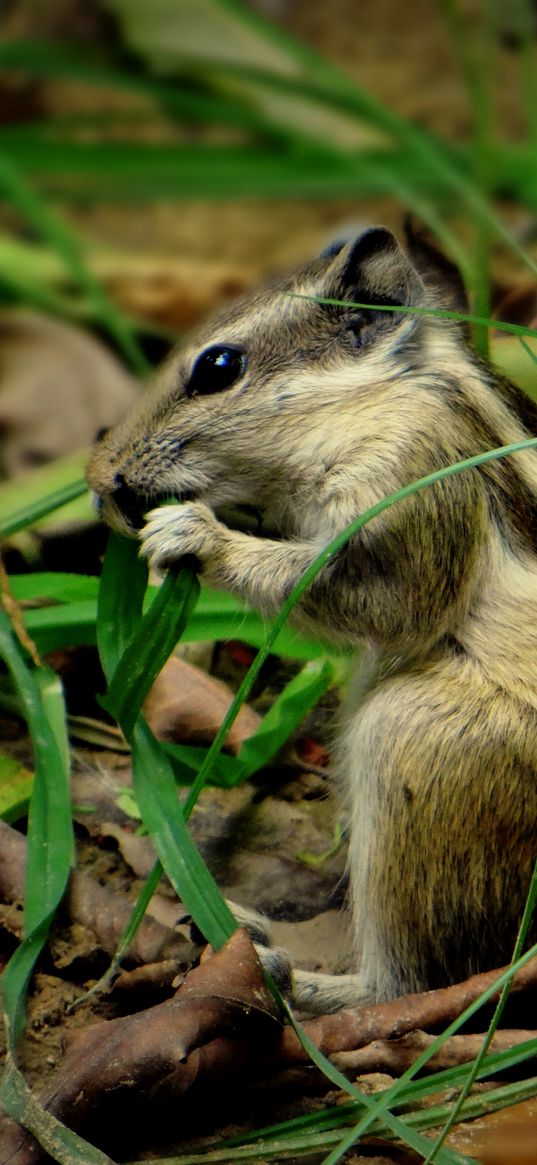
88, 226, 537, 1013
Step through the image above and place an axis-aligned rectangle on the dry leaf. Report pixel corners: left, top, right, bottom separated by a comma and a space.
0, 309, 139, 478
143, 655, 261, 753
0, 931, 280, 1165
0, 819, 191, 965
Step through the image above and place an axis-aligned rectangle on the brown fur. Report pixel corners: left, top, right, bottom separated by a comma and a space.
88, 227, 537, 1012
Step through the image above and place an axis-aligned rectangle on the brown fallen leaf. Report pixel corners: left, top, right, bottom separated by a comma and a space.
332, 1029, 536, 1076
281, 957, 537, 1063
0, 930, 280, 1165
0, 819, 192, 966
1, 894, 535, 1163
143, 654, 261, 753
0, 310, 139, 479
70, 764, 345, 926
447, 1096, 537, 1164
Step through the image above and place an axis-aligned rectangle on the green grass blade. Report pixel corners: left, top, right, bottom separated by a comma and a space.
103, 566, 200, 738
236, 657, 336, 780
0, 151, 148, 373
18, 590, 325, 662
22, 601, 99, 654
131, 717, 236, 948
0, 1052, 116, 1165
0, 38, 279, 135
10, 573, 99, 603
280, 1004, 473, 1165
97, 533, 236, 948
97, 532, 148, 680
0, 613, 72, 1043
0, 750, 34, 823
197, 1033, 537, 1155
0, 478, 88, 539
139, 1074, 537, 1163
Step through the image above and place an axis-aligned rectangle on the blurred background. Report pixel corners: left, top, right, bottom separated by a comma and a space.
0, 0, 536, 558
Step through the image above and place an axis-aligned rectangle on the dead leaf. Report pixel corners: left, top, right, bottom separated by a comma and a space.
280, 957, 537, 1064
143, 654, 261, 752
0, 930, 280, 1165
0, 819, 192, 966
0, 310, 139, 479
447, 1096, 537, 1163
332, 1029, 536, 1076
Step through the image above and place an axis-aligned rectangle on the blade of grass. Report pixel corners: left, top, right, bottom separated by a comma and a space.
292, 293, 537, 341
0, 151, 148, 374
0, 478, 88, 539
209, 0, 537, 279
0, 1053, 116, 1165
121, 1072, 537, 1164
11, 573, 100, 603
97, 534, 237, 947
200, 1034, 537, 1155
96, 532, 148, 679
131, 717, 237, 948
102, 561, 200, 738
0, 38, 285, 136
17, 589, 327, 660
0, 610, 73, 1042
235, 657, 337, 780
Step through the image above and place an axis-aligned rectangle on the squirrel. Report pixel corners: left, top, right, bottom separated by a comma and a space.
88, 225, 537, 1014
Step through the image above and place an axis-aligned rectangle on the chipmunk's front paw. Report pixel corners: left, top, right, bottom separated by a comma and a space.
141, 501, 222, 571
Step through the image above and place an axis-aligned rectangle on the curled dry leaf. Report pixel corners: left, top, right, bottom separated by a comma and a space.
331, 1029, 536, 1076
0, 930, 280, 1165
281, 955, 537, 1063
143, 655, 261, 753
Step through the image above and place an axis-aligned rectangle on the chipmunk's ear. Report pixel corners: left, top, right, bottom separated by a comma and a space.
403, 219, 468, 313
327, 226, 423, 310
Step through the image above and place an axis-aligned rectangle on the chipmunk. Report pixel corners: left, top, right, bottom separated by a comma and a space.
88, 225, 537, 1013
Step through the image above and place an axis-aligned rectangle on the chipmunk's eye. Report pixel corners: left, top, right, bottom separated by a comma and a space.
186, 345, 247, 397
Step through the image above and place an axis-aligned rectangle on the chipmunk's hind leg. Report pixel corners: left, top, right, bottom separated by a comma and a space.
343, 652, 537, 1000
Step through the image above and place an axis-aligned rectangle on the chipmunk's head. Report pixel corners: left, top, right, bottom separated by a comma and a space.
87, 224, 467, 535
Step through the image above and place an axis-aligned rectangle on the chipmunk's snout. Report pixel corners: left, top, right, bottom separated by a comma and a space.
107, 475, 147, 531
97, 472, 195, 538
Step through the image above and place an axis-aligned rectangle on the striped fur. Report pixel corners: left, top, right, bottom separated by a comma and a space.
88, 227, 537, 1011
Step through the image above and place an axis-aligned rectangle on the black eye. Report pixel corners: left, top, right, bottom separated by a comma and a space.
186, 345, 247, 397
